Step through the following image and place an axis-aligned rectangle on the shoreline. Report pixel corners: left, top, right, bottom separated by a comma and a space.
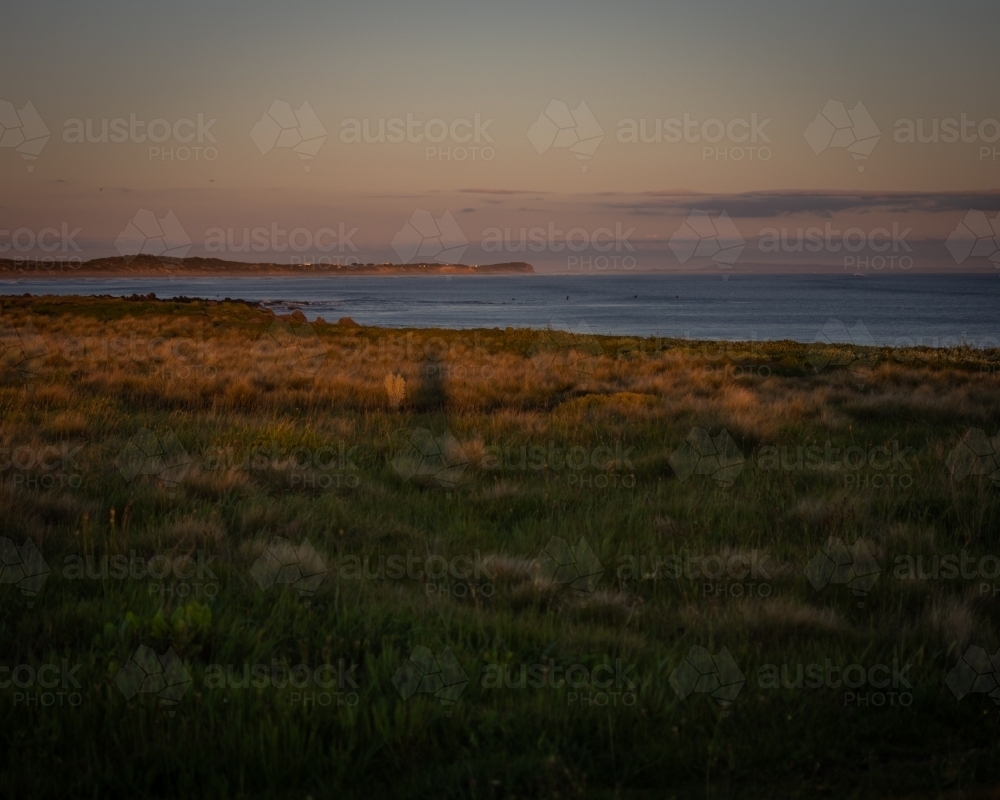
2, 292, 999, 354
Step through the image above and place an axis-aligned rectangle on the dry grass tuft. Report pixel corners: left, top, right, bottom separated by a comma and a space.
475, 480, 521, 501
46, 412, 89, 438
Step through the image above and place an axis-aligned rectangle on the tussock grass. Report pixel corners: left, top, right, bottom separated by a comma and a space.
0, 295, 999, 798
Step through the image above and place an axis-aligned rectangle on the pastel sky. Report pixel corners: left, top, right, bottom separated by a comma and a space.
2, 0, 999, 271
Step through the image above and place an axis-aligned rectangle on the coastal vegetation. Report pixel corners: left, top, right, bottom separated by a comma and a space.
1, 294, 999, 798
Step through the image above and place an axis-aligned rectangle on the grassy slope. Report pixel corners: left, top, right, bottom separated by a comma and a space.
1, 295, 999, 799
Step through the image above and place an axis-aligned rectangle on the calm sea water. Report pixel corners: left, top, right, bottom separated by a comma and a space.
3, 273, 998, 347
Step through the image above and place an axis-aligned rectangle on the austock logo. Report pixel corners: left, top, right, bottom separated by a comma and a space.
669, 645, 745, 707
391, 210, 468, 264
805, 536, 880, 607
757, 659, 913, 706
0, 100, 50, 171
616, 113, 771, 161
61, 113, 217, 155
392, 645, 469, 715
669, 428, 745, 489
946, 429, 1000, 487
2, 660, 83, 707
391, 428, 469, 489
480, 658, 638, 707
669, 210, 745, 268
115, 645, 192, 709
250, 537, 328, 598
115, 428, 193, 493
533, 536, 603, 595
114, 209, 192, 262
946, 646, 1000, 705
756, 440, 913, 491
0, 537, 50, 605
945, 210, 1000, 269
527, 99, 603, 171
804, 100, 880, 171
251, 100, 327, 172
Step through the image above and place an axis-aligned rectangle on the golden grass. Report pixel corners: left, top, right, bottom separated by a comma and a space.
4, 301, 998, 441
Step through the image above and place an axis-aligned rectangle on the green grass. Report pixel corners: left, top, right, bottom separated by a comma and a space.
1, 294, 999, 799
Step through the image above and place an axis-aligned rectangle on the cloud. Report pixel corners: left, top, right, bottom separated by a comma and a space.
460, 188, 551, 195
602, 190, 1000, 219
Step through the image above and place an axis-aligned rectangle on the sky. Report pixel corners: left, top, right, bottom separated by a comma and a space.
2, 0, 999, 272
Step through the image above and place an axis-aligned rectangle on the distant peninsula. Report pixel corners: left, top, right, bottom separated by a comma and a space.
0, 256, 535, 276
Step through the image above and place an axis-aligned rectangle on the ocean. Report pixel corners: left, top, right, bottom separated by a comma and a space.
3, 272, 998, 347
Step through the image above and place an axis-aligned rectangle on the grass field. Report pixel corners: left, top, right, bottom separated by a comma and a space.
1, 294, 999, 799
